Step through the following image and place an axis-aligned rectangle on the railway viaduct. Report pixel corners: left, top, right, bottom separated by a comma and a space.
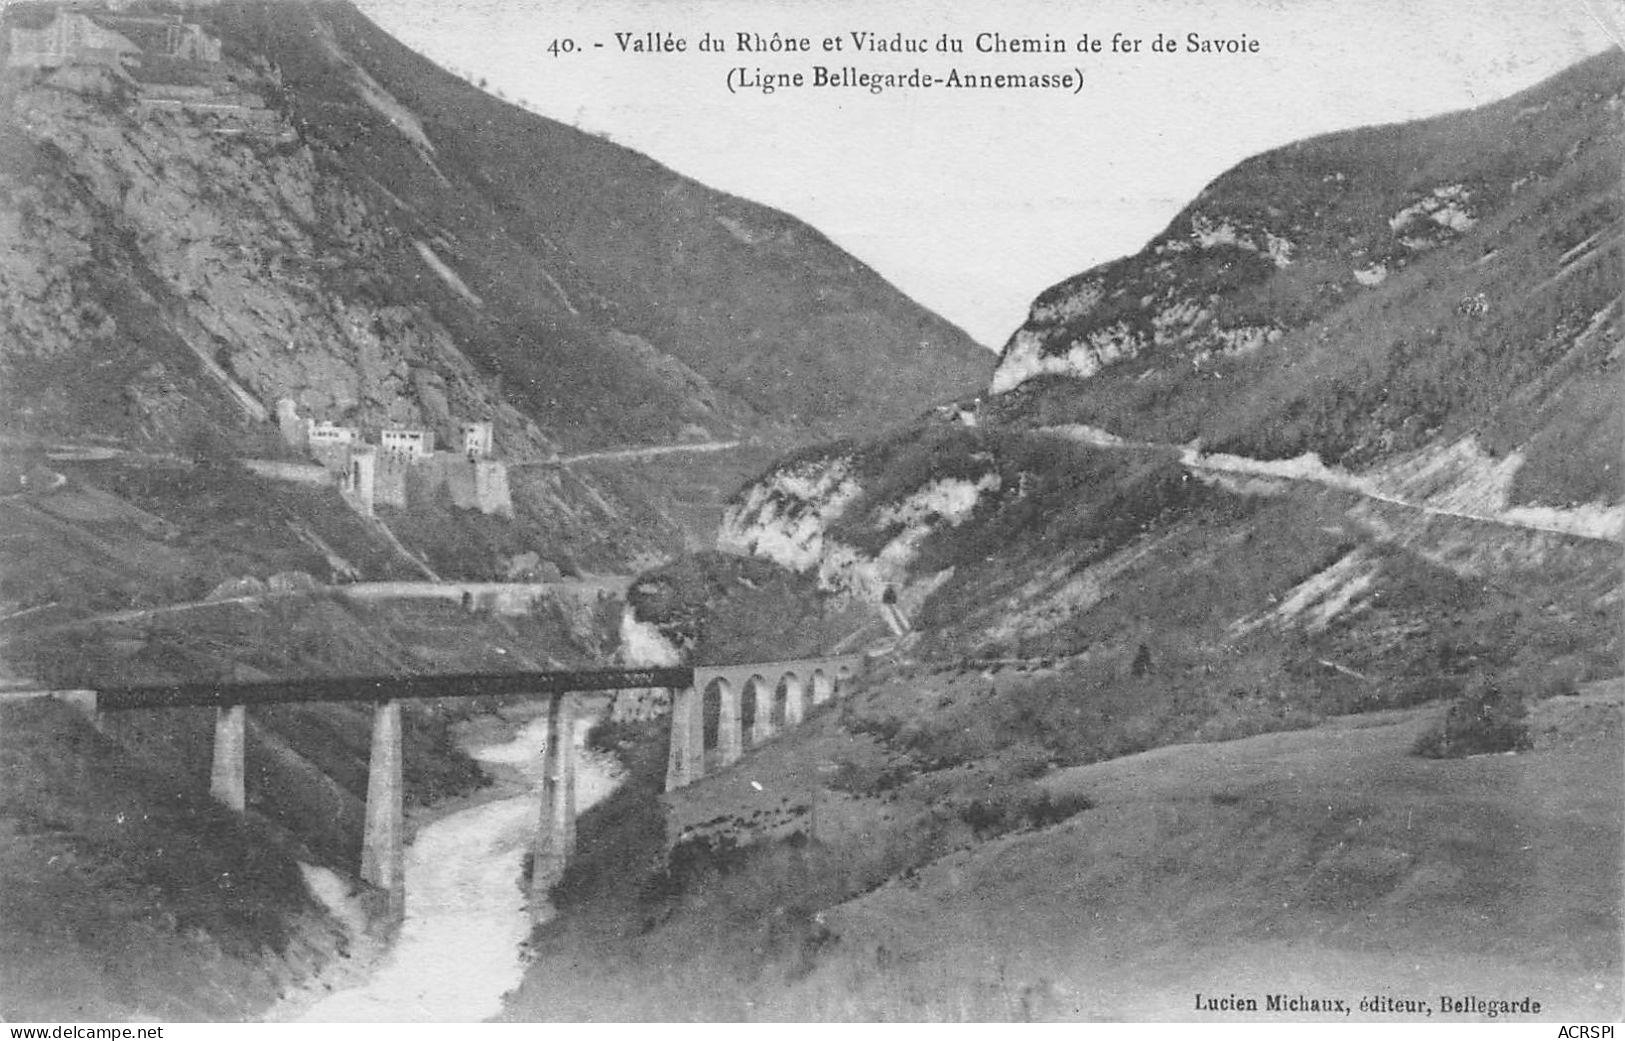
71, 654, 862, 923
665, 656, 864, 789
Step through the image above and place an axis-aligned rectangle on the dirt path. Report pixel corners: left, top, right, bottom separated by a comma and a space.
511, 440, 745, 467
1038, 423, 1622, 545
17, 577, 630, 635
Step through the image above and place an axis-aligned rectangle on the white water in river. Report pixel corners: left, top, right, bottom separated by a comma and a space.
289, 708, 622, 1022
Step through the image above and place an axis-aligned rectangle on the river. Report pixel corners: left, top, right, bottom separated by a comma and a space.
273, 698, 623, 1022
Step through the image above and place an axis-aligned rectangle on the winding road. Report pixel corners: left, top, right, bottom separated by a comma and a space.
1039, 423, 1623, 545
510, 439, 744, 467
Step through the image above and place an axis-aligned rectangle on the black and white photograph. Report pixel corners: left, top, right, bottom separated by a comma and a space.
0, 0, 1619, 1025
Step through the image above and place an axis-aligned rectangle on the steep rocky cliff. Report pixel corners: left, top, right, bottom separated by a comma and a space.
0, 0, 989, 457
0, 0, 993, 604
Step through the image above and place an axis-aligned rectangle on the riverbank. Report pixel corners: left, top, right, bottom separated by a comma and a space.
268, 695, 623, 1022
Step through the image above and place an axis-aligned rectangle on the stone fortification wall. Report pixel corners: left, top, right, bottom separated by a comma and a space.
309, 439, 350, 472
374, 451, 409, 509
472, 459, 511, 517
274, 401, 512, 518
417, 454, 512, 517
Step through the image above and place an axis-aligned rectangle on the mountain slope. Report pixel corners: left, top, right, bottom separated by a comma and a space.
0, 0, 990, 458
493, 53, 1625, 1023
986, 50, 1622, 508
0, 0, 993, 615
724, 50, 1623, 620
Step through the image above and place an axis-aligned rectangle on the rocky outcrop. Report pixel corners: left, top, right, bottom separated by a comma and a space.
3, 78, 550, 456
719, 445, 1000, 603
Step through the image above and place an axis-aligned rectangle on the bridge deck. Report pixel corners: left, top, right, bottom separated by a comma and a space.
95, 667, 696, 710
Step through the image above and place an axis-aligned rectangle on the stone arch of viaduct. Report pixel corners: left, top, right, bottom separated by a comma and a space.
665, 655, 863, 791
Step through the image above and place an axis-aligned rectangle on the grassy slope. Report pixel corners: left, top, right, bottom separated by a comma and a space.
801, 688, 1622, 1021
0, 697, 334, 1022
507, 684, 1620, 1022
0, 440, 690, 632
0, 458, 422, 615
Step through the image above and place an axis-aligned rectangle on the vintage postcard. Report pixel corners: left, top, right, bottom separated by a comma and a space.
0, 0, 1618, 1027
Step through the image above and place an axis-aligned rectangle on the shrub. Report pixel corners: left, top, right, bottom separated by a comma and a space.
663, 832, 751, 886
1412, 678, 1532, 758
1027, 790, 1094, 828
584, 716, 649, 755
827, 756, 916, 795
953, 788, 1094, 838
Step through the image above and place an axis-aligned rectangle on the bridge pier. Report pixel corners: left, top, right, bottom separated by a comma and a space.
531, 693, 577, 915
360, 699, 405, 921
93, 665, 702, 928
749, 678, 776, 746
664, 684, 705, 790
716, 680, 743, 768
209, 704, 247, 813
783, 675, 806, 727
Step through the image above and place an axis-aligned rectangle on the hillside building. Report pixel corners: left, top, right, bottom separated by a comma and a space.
308, 420, 359, 447
380, 428, 435, 458
272, 400, 511, 518
373, 450, 410, 509
307, 420, 360, 470
459, 420, 494, 459
460, 458, 511, 517
339, 445, 376, 516
7, 11, 139, 70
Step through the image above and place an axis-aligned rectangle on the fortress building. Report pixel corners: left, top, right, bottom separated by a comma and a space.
380, 428, 435, 458
459, 420, 494, 459
274, 400, 511, 518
